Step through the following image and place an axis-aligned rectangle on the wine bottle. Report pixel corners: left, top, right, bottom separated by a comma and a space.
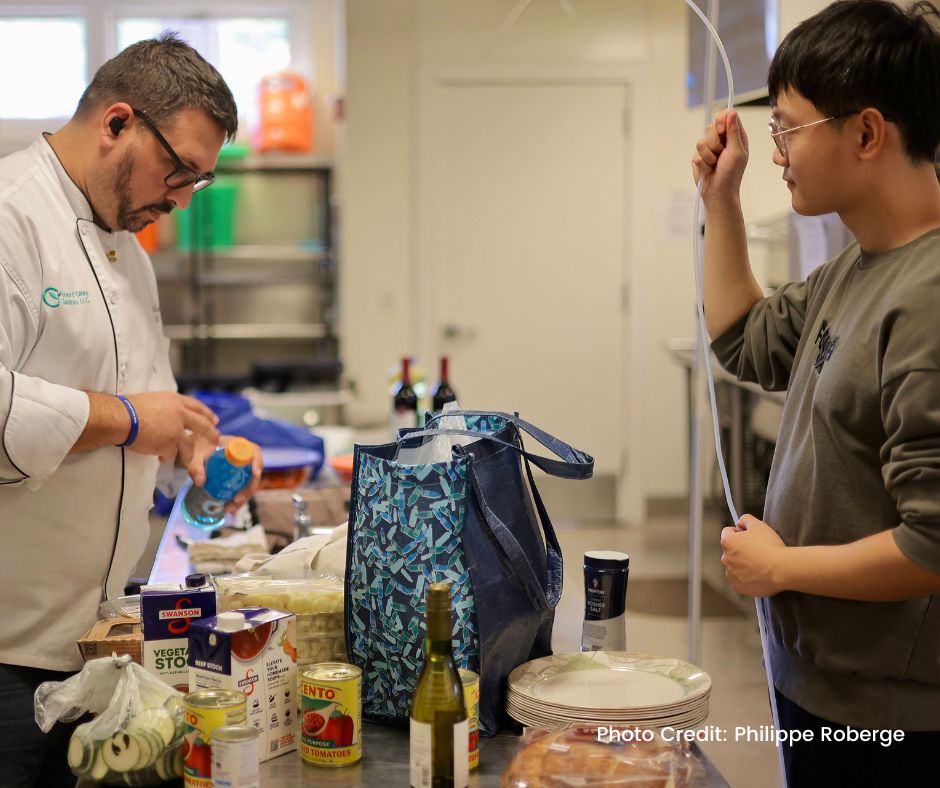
431, 356, 458, 413
409, 583, 468, 788
392, 356, 419, 432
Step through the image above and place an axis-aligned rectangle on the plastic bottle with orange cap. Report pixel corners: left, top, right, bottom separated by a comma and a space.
181, 437, 256, 530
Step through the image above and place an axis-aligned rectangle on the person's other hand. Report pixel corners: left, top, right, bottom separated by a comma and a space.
126, 391, 220, 462
720, 513, 786, 597
181, 434, 263, 514
691, 108, 749, 200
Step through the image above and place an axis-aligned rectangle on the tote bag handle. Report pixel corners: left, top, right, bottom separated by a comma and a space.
405, 411, 593, 480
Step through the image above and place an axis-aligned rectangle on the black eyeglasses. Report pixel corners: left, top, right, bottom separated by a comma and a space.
132, 108, 215, 193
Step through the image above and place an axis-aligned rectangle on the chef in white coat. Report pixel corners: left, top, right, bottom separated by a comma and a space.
0, 33, 260, 787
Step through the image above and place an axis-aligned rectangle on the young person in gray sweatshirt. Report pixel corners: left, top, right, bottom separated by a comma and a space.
692, 2, 940, 785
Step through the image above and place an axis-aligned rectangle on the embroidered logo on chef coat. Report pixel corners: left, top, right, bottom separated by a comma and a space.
42, 286, 90, 308
814, 319, 839, 374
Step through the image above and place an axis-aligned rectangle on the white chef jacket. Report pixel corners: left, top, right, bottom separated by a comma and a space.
0, 136, 176, 671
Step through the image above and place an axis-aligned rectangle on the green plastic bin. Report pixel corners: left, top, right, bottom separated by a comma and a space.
174, 179, 239, 251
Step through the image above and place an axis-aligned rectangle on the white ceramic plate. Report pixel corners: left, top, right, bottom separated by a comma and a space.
505, 699, 710, 731
508, 652, 711, 712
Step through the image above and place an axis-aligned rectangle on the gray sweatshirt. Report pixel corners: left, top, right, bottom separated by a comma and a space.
712, 228, 940, 731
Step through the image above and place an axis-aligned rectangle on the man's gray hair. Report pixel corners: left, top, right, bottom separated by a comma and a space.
76, 31, 238, 140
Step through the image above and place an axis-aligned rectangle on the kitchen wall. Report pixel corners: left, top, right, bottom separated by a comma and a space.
339, 0, 828, 510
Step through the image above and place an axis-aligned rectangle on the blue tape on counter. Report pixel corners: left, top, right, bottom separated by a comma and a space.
115, 394, 139, 448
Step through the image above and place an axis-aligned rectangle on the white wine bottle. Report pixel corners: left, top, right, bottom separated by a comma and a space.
409, 582, 469, 788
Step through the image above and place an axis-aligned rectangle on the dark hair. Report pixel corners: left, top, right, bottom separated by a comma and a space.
767, 0, 940, 162
76, 32, 238, 140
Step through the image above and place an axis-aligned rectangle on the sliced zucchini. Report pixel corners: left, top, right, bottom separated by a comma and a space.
67, 727, 96, 774
128, 732, 153, 771
89, 750, 110, 781
101, 731, 141, 773
128, 707, 176, 747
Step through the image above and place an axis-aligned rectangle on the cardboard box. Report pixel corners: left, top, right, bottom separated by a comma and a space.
77, 617, 142, 664
142, 584, 216, 693
189, 608, 298, 761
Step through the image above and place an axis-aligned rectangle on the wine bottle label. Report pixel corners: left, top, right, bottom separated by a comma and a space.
409, 719, 469, 788
453, 718, 469, 787
410, 719, 432, 788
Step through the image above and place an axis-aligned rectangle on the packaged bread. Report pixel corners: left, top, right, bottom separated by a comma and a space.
500, 725, 707, 788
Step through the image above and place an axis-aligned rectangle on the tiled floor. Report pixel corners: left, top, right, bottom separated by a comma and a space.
136, 509, 778, 787
549, 515, 779, 788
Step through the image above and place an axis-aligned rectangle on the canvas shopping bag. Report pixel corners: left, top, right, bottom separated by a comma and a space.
344, 411, 593, 735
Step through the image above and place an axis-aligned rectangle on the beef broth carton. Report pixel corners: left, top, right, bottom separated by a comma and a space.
141, 582, 216, 692
188, 608, 298, 761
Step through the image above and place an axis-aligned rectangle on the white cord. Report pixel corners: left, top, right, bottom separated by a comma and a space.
483, 1, 787, 784
683, 3, 787, 786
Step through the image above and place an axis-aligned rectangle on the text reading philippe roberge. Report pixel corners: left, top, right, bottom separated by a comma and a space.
597, 725, 905, 748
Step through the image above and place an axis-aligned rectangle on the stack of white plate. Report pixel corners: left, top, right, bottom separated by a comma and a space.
506, 651, 711, 730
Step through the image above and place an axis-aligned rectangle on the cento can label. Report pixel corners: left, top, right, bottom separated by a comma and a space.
183, 689, 247, 788
211, 725, 259, 788
300, 663, 362, 767
459, 669, 480, 770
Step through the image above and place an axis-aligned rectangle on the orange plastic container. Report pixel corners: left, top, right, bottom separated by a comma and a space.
256, 71, 313, 153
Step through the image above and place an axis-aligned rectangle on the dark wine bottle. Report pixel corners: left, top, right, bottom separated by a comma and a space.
392, 356, 419, 431
431, 357, 458, 413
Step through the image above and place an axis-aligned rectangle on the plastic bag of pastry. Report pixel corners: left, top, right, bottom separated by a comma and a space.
500, 724, 708, 787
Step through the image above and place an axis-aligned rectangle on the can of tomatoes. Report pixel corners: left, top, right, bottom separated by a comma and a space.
299, 663, 362, 767
182, 689, 247, 788
458, 669, 480, 769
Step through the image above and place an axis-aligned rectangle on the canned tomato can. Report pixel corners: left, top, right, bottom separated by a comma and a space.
183, 689, 247, 788
211, 725, 259, 788
458, 669, 480, 770
299, 663, 362, 767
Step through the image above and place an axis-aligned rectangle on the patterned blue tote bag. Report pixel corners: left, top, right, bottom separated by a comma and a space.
344, 411, 593, 735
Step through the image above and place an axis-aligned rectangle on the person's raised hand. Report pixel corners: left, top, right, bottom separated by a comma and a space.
691, 108, 750, 200
126, 391, 220, 462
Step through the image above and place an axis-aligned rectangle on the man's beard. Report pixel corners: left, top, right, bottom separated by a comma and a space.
113, 151, 173, 233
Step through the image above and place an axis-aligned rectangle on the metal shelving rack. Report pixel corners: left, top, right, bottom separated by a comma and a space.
155, 153, 339, 391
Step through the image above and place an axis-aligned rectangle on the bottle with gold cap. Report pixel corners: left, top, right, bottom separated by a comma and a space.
409, 582, 468, 788
181, 437, 256, 530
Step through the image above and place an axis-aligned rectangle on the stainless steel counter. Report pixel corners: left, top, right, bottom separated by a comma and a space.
260, 722, 730, 786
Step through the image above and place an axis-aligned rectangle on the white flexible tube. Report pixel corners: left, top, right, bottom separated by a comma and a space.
483, 1, 786, 784
683, 2, 787, 785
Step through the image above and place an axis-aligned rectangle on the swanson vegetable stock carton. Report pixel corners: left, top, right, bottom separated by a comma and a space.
188, 608, 298, 761
141, 583, 216, 692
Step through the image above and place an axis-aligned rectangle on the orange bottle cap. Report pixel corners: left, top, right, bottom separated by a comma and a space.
224, 437, 255, 467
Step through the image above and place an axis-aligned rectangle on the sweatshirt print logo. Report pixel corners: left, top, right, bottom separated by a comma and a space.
814, 320, 839, 374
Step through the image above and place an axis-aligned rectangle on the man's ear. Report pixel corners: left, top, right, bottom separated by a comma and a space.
100, 102, 133, 150
856, 108, 888, 161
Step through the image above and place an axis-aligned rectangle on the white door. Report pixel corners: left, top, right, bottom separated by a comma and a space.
416, 78, 628, 479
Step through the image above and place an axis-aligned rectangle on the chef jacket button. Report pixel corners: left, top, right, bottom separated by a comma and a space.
152, 361, 158, 372
109, 291, 118, 304
120, 363, 127, 379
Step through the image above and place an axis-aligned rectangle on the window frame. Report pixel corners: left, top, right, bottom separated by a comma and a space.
0, 0, 313, 152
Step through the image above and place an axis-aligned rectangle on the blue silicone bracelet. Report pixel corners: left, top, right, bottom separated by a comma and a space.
115, 395, 139, 448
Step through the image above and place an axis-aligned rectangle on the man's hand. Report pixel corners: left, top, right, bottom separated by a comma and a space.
127, 392, 220, 462
182, 434, 263, 514
692, 109, 750, 200
720, 513, 787, 597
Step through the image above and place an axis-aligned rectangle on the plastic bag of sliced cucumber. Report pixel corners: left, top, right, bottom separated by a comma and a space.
34, 653, 185, 785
